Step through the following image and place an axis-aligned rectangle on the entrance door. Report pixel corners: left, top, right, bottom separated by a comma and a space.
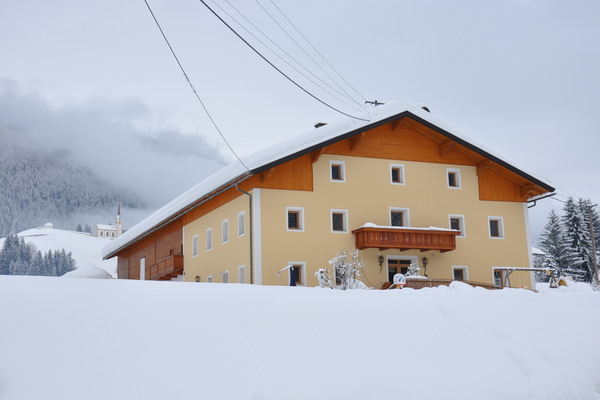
387, 259, 411, 282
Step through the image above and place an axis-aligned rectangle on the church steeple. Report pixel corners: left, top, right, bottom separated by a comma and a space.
115, 204, 123, 237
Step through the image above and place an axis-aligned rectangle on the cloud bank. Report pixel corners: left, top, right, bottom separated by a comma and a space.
0, 80, 228, 206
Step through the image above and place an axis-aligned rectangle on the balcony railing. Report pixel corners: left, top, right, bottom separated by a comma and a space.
352, 225, 460, 252
147, 254, 184, 281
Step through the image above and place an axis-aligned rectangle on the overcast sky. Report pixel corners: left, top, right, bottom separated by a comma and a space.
1, 0, 599, 240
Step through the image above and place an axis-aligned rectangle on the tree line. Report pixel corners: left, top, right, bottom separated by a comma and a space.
538, 197, 600, 282
0, 235, 76, 277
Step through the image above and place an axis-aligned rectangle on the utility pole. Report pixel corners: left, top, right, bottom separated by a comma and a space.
589, 204, 599, 285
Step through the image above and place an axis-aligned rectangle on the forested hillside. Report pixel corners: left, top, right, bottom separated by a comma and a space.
0, 134, 143, 236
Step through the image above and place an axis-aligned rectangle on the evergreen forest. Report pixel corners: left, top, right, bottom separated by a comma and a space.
538, 197, 600, 282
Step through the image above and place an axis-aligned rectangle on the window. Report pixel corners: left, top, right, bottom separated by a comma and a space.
452, 266, 468, 281
222, 271, 229, 283
390, 164, 405, 185
289, 263, 305, 286
286, 207, 304, 231
238, 212, 245, 237
449, 215, 465, 238
488, 217, 504, 239
447, 168, 461, 189
238, 265, 246, 283
330, 161, 346, 182
331, 209, 348, 233
192, 234, 198, 257
222, 219, 229, 243
139, 257, 146, 281
390, 208, 409, 227
206, 228, 213, 251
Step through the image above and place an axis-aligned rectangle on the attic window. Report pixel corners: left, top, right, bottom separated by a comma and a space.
330, 161, 345, 182
447, 168, 461, 189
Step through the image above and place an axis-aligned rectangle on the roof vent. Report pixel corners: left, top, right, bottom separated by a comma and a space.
421, 106, 431, 113
314, 122, 327, 129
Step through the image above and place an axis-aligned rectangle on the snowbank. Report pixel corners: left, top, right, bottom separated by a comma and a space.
0, 276, 599, 400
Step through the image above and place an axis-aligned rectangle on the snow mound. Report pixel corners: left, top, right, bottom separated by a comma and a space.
63, 264, 113, 279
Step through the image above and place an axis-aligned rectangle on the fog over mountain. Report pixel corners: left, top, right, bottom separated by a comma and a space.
0, 81, 228, 234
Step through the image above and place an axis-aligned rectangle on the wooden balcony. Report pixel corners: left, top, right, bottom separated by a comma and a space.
147, 255, 184, 281
352, 226, 460, 252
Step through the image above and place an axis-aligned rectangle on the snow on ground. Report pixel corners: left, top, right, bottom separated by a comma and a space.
0, 226, 117, 277
0, 277, 599, 400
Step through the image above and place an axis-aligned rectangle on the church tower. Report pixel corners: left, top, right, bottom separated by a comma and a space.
115, 204, 123, 237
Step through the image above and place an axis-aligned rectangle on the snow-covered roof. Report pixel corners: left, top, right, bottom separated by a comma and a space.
96, 224, 115, 231
102, 101, 554, 259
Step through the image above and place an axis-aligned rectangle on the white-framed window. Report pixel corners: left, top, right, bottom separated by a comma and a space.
390, 164, 405, 185
206, 228, 213, 251
390, 207, 410, 227
238, 265, 246, 284
286, 207, 304, 231
222, 270, 229, 283
192, 234, 199, 257
330, 160, 346, 182
488, 217, 504, 239
452, 266, 468, 281
222, 219, 229, 244
288, 262, 306, 286
447, 168, 461, 189
139, 257, 146, 281
207, 275, 213, 283
448, 215, 466, 238
331, 209, 348, 233
238, 212, 245, 237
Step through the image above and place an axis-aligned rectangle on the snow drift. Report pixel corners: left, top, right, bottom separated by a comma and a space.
1, 277, 599, 400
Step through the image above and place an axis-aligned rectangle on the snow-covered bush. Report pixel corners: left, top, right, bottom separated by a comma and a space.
327, 249, 367, 290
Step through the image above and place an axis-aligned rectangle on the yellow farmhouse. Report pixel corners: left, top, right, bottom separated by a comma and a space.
102, 102, 554, 289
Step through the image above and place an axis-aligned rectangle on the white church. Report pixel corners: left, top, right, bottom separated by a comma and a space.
93, 206, 123, 239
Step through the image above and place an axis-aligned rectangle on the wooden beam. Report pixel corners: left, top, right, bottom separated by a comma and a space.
260, 168, 275, 182
520, 184, 539, 199
400, 118, 444, 143
439, 141, 455, 157
311, 148, 324, 163
477, 160, 494, 176
350, 132, 365, 150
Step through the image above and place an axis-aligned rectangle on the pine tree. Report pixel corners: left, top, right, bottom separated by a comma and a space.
76, 223, 83, 232
563, 197, 591, 281
538, 209, 572, 276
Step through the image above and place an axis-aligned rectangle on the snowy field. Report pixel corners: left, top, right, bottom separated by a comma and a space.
0, 276, 599, 400
0, 227, 117, 277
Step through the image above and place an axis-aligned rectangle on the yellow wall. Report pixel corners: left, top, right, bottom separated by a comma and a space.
183, 194, 251, 283
182, 154, 533, 288
258, 154, 532, 288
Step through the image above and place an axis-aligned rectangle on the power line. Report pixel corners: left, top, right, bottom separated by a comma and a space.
142, 0, 250, 171
256, 0, 366, 111
198, 0, 369, 122
214, 0, 363, 113
268, 0, 368, 103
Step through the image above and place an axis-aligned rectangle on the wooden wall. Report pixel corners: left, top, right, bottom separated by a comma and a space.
116, 218, 183, 279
